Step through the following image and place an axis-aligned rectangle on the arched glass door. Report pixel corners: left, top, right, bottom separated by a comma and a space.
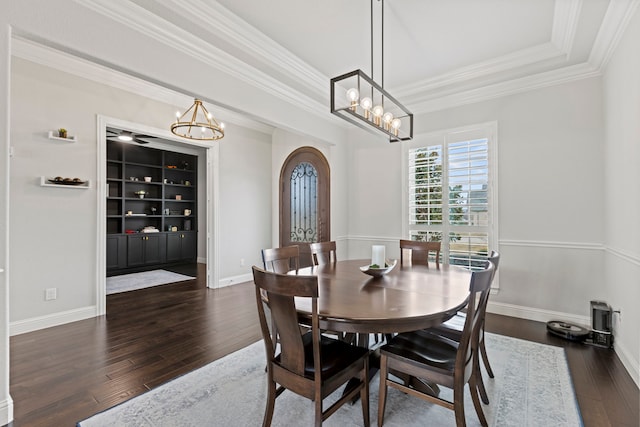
280, 147, 330, 267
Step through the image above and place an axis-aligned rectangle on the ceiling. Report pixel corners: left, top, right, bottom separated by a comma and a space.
124, 0, 628, 115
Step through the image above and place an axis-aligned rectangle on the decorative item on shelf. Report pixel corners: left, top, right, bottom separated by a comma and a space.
134, 190, 146, 199
175, 194, 182, 200
184, 209, 191, 216
46, 176, 87, 186
184, 180, 191, 186
330, 0, 413, 142
144, 176, 152, 182
141, 226, 159, 233
164, 208, 170, 215
184, 219, 192, 231
58, 128, 67, 138
180, 160, 190, 169
171, 226, 178, 232
129, 177, 139, 181
171, 98, 225, 141
150, 207, 157, 215
166, 165, 177, 169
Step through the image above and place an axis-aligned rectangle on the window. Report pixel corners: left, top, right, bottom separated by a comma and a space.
404, 123, 497, 274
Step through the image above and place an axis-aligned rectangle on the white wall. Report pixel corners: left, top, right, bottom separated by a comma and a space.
347, 77, 605, 321
602, 7, 640, 386
8, 57, 273, 325
0, 19, 13, 427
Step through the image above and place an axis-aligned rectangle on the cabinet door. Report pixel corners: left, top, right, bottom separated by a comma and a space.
127, 235, 145, 267
106, 235, 127, 270
166, 233, 183, 262
144, 233, 166, 265
181, 231, 196, 260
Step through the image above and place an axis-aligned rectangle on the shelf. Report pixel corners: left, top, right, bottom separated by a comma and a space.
40, 176, 90, 189
48, 131, 77, 142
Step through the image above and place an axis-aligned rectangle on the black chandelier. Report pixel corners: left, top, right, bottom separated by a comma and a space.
330, 0, 413, 142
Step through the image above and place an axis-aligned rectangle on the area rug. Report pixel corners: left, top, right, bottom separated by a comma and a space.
77, 334, 582, 426
106, 270, 195, 295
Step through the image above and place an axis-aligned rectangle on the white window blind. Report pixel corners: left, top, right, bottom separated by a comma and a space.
407, 124, 495, 271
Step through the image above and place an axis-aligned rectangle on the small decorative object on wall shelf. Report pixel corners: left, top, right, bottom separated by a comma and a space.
58, 128, 67, 138
48, 130, 77, 142
40, 176, 90, 189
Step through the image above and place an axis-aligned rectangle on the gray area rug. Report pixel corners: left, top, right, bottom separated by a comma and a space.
106, 270, 195, 295
78, 334, 582, 426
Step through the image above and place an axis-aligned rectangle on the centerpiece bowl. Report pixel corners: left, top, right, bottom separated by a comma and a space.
360, 259, 397, 277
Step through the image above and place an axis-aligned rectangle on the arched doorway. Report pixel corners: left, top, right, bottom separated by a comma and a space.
279, 147, 330, 267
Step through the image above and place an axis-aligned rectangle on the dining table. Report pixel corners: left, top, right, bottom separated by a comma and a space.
293, 258, 472, 336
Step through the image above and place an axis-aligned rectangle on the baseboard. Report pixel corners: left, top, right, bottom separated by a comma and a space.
218, 273, 252, 288
487, 301, 590, 326
614, 340, 640, 388
9, 306, 97, 336
197, 256, 206, 264
0, 395, 13, 426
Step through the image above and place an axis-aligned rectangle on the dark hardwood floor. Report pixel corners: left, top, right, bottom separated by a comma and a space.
8, 264, 639, 426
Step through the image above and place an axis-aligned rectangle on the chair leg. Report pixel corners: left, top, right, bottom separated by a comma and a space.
361, 358, 370, 427
262, 379, 276, 427
480, 337, 494, 378
469, 374, 488, 427
475, 359, 490, 405
453, 381, 467, 427
315, 395, 323, 427
377, 354, 389, 427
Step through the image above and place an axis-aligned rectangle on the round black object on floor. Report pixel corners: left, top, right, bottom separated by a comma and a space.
546, 320, 590, 342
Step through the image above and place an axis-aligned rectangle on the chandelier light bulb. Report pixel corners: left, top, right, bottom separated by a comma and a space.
382, 112, 394, 130
361, 97, 373, 119
372, 105, 384, 126
391, 118, 402, 136
346, 88, 359, 111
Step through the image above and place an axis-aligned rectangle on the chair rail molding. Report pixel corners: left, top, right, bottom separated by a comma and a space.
606, 245, 640, 267
499, 239, 604, 251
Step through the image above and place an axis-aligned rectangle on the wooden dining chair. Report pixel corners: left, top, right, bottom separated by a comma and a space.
377, 262, 495, 427
309, 241, 337, 265
252, 266, 370, 427
399, 239, 441, 268
426, 251, 500, 404
261, 245, 300, 274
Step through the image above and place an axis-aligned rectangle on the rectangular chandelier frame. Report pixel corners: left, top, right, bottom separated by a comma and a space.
330, 69, 413, 142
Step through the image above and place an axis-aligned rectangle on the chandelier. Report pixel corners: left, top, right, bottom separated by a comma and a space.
171, 98, 225, 141
330, 0, 413, 142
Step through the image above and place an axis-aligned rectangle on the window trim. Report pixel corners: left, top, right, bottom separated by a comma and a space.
402, 121, 499, 287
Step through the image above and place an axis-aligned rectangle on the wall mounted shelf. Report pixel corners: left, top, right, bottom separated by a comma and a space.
40, 176, 91, 189
48, 131, 77, 142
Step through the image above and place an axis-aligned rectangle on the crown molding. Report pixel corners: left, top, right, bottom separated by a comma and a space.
409, 62, 601, 114
173, 0, 328, 99
551, 0, 582, 57
588, 0, 640, 71
11, 37, 275, 135
75, 0, 328, 119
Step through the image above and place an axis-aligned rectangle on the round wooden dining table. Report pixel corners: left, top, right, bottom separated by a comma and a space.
293, 259, 472, 335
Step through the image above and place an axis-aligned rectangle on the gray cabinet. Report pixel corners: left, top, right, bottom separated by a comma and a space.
126, 233, 167, 267
106, 235, 127, 270
166, 231, 196, 262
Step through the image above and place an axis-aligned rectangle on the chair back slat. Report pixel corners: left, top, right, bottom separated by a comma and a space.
252, 266, 317, 376
309, 241, 337, 265
262, 245, 300, 274
400, 239, 441, 267
457, 262, 494, 382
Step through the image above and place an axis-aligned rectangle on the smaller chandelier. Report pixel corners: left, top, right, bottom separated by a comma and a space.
171, 98, 225, 141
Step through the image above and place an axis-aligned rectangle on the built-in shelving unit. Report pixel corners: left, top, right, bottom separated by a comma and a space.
106, 140, 197, 274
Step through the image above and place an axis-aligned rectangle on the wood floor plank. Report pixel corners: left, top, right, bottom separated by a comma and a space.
7, 263, 638, 427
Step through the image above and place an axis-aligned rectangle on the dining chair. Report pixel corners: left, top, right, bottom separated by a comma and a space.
261, 245, 300, 274
252, 266, 370, 427
377, 262, 495, 427
427, 251, 500, 404
399, 239, 441, 268
309, 241, 337, 265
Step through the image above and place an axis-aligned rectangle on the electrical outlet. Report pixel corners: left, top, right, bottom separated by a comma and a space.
240, 258, 245, 266
45, 288, 57, 301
